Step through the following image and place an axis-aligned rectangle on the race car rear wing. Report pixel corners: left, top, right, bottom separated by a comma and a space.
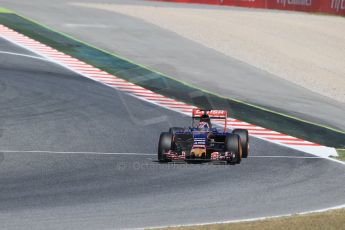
192, 109, 228, 132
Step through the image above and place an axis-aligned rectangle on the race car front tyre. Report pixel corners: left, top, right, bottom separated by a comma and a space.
225, 134, 242, 164
158, 132, 172, 163
232, 129, 249, 158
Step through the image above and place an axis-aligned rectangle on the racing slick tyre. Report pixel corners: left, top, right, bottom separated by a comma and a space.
225, 134, 242, 164
232, 129, 249, 158
169, 127, 184, 134
158, 132, 172, 163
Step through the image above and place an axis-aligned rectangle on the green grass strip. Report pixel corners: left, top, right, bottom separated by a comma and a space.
0, 7, 12, 13
336, 149, 345, 161
0, 11, 344, 148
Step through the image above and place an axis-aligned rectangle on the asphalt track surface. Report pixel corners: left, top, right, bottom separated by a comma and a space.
0, 0, 344, 131
1, 38, 345, 229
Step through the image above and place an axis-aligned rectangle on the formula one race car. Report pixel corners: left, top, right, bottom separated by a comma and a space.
158, 109, 249, 164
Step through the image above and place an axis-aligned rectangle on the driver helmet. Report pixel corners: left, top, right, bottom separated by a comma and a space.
198, 122, 209, 130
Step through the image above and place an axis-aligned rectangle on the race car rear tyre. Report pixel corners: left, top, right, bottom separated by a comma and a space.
169, 127, 184, 134
225, 134, 242, 164
232, 129, 249, 158
158, 132, 172, 163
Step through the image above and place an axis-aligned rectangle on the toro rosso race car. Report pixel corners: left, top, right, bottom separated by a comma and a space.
158, 109, 249, 164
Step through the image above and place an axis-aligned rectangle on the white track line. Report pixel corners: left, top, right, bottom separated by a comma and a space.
250, 155, 321, 159
0, 150, 155, 156
0, 50, 51, 62
0, 150, 326, 159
